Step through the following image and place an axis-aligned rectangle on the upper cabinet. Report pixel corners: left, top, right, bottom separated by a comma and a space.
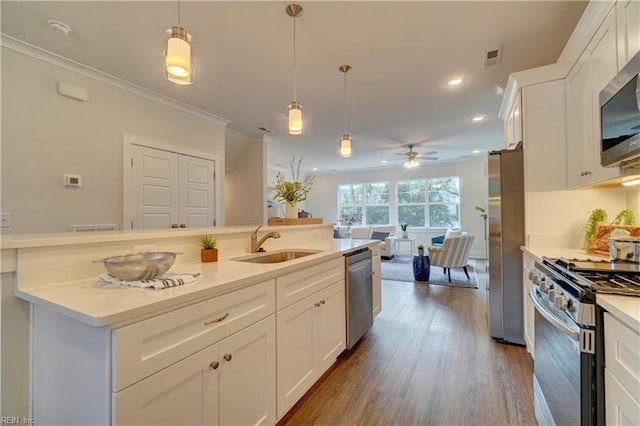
566, 7, 622, 188
504, 91, 522, 150
616, 0, 640, 66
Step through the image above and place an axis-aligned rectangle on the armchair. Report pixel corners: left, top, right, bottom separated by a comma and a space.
427, 234, 475, 282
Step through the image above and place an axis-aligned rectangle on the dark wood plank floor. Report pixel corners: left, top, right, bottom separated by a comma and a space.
279, 267, 536, 426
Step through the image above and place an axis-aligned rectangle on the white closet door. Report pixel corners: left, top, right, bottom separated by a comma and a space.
179, 155, 215, 228
131, 145, 179, 230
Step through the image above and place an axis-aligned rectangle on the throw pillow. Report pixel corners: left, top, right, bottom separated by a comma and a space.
444, 228, 462, 239
371, 231, 390, 241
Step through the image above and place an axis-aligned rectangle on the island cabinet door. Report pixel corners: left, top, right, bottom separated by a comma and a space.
276, 292, 317, 419
218, 315, 276, 426
112, 343, 219, 426
316, 280, 346, 374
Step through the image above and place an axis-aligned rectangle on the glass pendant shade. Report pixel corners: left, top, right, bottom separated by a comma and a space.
164, 26, 194, 85
288, 101, 303, 135
340, 135, 352, 158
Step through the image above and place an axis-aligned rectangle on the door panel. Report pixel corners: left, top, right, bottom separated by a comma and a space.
132, 145, 179, 230
179, 155, 215, 228
130, 145, 215, 229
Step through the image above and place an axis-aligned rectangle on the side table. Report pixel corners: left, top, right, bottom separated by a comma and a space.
392, 237, 416, 256
413, 255, 430, 281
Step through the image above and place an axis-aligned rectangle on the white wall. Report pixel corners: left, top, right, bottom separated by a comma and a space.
1, 47, 228, 234
225, 137, 266, 226
305, 158, 488, 258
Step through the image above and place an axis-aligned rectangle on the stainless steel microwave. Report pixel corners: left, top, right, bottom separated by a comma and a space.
600, 50, 640, 167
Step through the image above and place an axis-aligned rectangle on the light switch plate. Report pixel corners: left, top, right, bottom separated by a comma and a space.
1, 213, 10, 228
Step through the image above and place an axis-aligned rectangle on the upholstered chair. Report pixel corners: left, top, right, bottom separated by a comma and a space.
428, 234, 475, 282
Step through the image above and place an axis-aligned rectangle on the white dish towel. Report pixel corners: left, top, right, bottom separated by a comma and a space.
99, 272, 201, 290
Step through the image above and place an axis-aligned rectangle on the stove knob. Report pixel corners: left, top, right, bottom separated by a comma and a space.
539, 279, 549, 293
528, 271, 535, 281
532, 274, 540, 285
555, 295, 568, 311
548, 288, 558, 300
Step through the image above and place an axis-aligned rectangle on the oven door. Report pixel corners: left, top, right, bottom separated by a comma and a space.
531, 287, 583, 426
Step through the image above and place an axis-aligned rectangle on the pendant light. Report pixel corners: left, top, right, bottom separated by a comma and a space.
286, 4, 304, 135
163, 1, 194, 85
339, 65, 352, 158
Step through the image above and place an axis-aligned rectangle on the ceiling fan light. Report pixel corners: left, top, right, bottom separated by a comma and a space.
404, 158, 419, 169
288, 101, 303, 135
164, 26, 194, 85
340, 135, 352, 158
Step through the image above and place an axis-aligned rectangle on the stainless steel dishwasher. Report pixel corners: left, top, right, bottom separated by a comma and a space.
344, 248, 373, 349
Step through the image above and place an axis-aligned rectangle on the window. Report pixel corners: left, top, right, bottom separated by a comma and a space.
338, 182, 390, 225
397, 177, 460, 228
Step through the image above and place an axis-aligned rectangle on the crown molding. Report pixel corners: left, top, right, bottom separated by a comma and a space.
1, 34, 231, 127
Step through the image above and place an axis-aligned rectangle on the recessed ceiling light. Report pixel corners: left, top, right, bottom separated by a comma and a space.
472, 115, 486, 122
47, 19, 71, 35
312, 167, 318, 171
381, 160, 388, 164
473, 150, 481, 154
447, 78, 464, 86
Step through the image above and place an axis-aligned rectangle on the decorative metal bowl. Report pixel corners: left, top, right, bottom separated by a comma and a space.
94, 252, 180, 281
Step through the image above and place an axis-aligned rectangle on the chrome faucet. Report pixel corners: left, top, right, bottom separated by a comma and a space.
250, 225, 281, 253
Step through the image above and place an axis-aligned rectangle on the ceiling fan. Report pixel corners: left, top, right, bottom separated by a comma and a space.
395, 145, 438, 169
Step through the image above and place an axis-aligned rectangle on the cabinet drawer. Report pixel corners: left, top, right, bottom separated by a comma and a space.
604, 313, 640, 403
277, 258, 344, 309
113, 279, 275, 392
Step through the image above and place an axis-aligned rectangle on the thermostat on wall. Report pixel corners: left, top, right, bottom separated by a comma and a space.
63, 174, 83, 188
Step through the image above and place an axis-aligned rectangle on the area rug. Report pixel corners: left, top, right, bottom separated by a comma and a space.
381, 256, 479, 288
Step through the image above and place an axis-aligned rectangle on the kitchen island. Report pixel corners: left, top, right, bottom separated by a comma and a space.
1, 225, 380, 425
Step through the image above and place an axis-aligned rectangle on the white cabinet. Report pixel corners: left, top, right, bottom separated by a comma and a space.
33, 279, 277, 426
604, 312, 640, 425
371, 245, 382, 318
276, 272, 345, 419
218, 316, 276, 426
113, 340, 219, 426
522, 253, 535, 358
504, 91, 522, 149
114, 315, 276, 426
567, 7, 622, 188
616, 0, 640, 66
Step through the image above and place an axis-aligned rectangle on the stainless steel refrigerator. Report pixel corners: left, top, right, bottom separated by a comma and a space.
487, 149, 525, 345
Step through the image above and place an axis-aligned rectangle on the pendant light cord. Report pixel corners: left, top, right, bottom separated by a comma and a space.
344, 71, 348, 133
292, 17, 297, 101
177, 0, 181, 27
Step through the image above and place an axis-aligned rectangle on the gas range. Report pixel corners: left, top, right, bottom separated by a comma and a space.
542, 256, 640, 296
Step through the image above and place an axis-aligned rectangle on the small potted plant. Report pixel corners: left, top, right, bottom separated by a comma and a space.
400, 223, 409, 238
199, 235, 218, 263
417, 243, 425, 256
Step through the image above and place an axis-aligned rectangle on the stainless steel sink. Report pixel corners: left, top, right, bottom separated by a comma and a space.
231, 249, 321, 264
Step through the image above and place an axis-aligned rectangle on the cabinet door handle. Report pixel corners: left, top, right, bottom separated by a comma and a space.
204, 312, 229, 326
179, 223, 186, 228
223, 354, 232, 362
210, 361, 219, 370
321, 300, 326, 305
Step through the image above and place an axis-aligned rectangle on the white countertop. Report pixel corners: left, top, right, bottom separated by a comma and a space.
16, 238, 377, 328
522, 246, 640, 332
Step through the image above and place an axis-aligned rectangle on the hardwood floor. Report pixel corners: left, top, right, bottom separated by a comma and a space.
279, 270, 536, 426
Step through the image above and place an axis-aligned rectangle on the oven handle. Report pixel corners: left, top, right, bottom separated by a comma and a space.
530, 288, 579, 341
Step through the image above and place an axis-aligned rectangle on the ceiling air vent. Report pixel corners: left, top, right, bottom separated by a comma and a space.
482, 46, 503, 68
257, 126, 274, 134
